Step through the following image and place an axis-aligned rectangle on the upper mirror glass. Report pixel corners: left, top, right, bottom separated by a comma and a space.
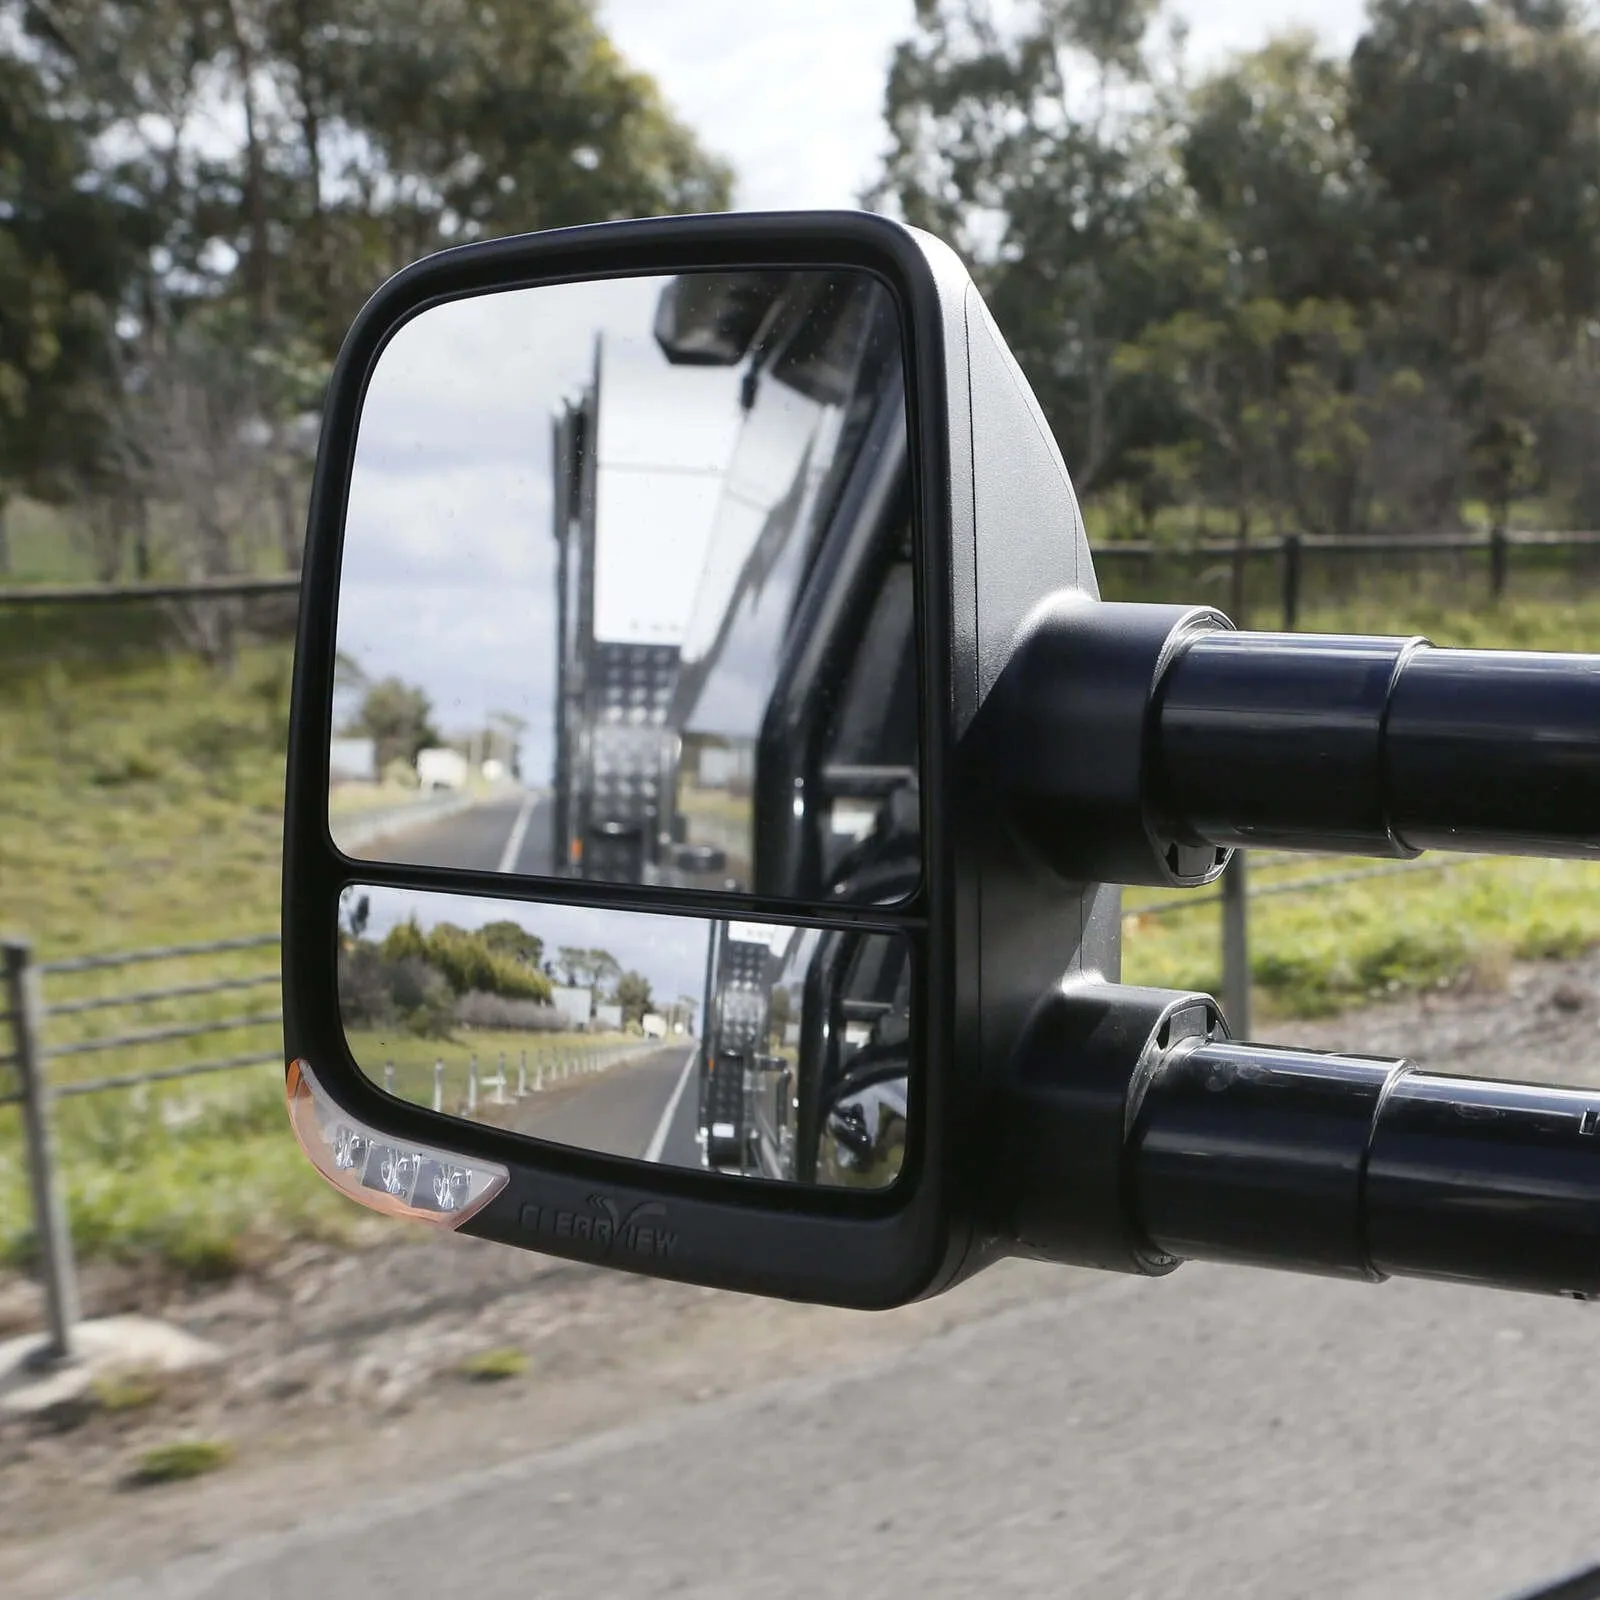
331, 268, 918, 906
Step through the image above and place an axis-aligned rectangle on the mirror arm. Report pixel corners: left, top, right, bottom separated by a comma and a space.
998, 595, 1600, 887
997, 983, 1600, 1299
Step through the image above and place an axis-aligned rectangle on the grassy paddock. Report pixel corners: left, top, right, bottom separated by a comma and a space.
1123, 855, 1600, 1018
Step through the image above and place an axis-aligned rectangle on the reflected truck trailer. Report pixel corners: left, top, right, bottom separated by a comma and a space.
698, 919, 785, 1173
697, 912, 914, 1187
550, 267, 918, 900
549, 331, 736, 884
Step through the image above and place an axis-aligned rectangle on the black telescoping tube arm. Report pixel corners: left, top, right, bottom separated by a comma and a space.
995, 596, 1600, 1295
1001, 598, 1600, 887
1001, 985, 1600, 1299
1160, 628, 1600, 861
1138, 1040, 1600, 1298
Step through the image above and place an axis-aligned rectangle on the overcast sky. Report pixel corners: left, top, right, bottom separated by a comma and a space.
602, 0, 1370, 212
337, 275, 745, 774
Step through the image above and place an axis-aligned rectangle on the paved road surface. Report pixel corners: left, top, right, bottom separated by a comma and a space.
360, 792, 555, 875
510, 1043, 699, 1168
90, 1260, 1600, 1600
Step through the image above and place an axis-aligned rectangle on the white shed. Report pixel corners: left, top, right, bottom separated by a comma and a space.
550, 986, 593, 1029
416, 747, 469, 790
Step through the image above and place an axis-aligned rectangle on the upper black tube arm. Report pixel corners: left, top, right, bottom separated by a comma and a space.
997, 598, 1600, 887
1159, 631, 1600, 861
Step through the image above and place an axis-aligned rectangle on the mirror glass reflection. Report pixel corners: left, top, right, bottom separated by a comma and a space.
331, 268, 918, 906
337, 886, 912, 1190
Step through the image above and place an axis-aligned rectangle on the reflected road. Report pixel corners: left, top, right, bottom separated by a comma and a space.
354, 791, 556, 875
503, 1043, 699, 1167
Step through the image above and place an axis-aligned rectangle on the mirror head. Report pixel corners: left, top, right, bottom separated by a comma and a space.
285, 210, 1105, 1310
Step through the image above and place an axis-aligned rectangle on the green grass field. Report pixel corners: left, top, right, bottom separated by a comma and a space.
2, 587, 1598, 1281
1119, 594, 1600, 1010
0, 633, 346, 1278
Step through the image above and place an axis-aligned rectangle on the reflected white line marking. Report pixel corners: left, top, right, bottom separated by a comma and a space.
496, 793, 537, 874
643, 1047, 699, 1165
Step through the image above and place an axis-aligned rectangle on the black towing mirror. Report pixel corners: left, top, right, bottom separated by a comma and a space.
284, 209, 1600, 1309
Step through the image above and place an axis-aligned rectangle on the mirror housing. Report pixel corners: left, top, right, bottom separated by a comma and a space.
285, 208, 1117, 1310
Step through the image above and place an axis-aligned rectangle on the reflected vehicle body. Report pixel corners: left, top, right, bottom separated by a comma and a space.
699, 869, 915, 1185
549, 269, 917, 900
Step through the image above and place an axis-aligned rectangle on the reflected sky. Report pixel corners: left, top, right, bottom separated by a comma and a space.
337, 277, 745, 777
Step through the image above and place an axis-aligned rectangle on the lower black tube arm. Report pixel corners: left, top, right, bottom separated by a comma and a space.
1001, 984, 1600, 1299
1136, 1040, 1600, 1298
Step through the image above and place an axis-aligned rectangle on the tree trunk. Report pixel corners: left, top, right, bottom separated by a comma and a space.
274, 449, 303, 572
224, 0, 273, 332
1230, 483, 1252, 627
132, 497, 151, 579
288, 0, 327, 331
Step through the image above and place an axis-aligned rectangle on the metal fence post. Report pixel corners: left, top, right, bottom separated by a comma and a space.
3, 940, 80, 1363
1220, 854, 1252, 1039
432, 1059, 444, 1113
383, 1060, 395, 1095
467, 1054, 478, 1114
517, 1050, 527, 1097
1490, 523, 1509, 601
1281, 533, 1302, 630
495, 1051, 506, 1106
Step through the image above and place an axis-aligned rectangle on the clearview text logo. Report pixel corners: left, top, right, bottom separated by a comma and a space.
519, 1193, 678, 1260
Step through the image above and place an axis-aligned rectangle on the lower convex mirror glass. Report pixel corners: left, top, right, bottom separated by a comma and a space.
337, 887, 912, 1190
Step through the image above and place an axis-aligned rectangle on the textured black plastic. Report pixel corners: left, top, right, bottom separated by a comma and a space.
995, 599, 1232, 887
998, 982, 1221, 1274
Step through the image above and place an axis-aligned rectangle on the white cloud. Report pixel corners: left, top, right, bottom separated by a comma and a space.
335, 272, 749, 769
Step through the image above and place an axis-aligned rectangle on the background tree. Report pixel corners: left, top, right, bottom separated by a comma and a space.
0, 41, 142, 573
874, 0, 1203, 492
350, 677, 439, 772
2, 0, 731, 602
555, 946, 622, 990
613, 970, 653, 1027
876, 0, 1600, 537
479, 920, 544, 971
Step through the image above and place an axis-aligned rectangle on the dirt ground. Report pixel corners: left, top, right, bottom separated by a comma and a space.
2, 948, 1599, 1596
